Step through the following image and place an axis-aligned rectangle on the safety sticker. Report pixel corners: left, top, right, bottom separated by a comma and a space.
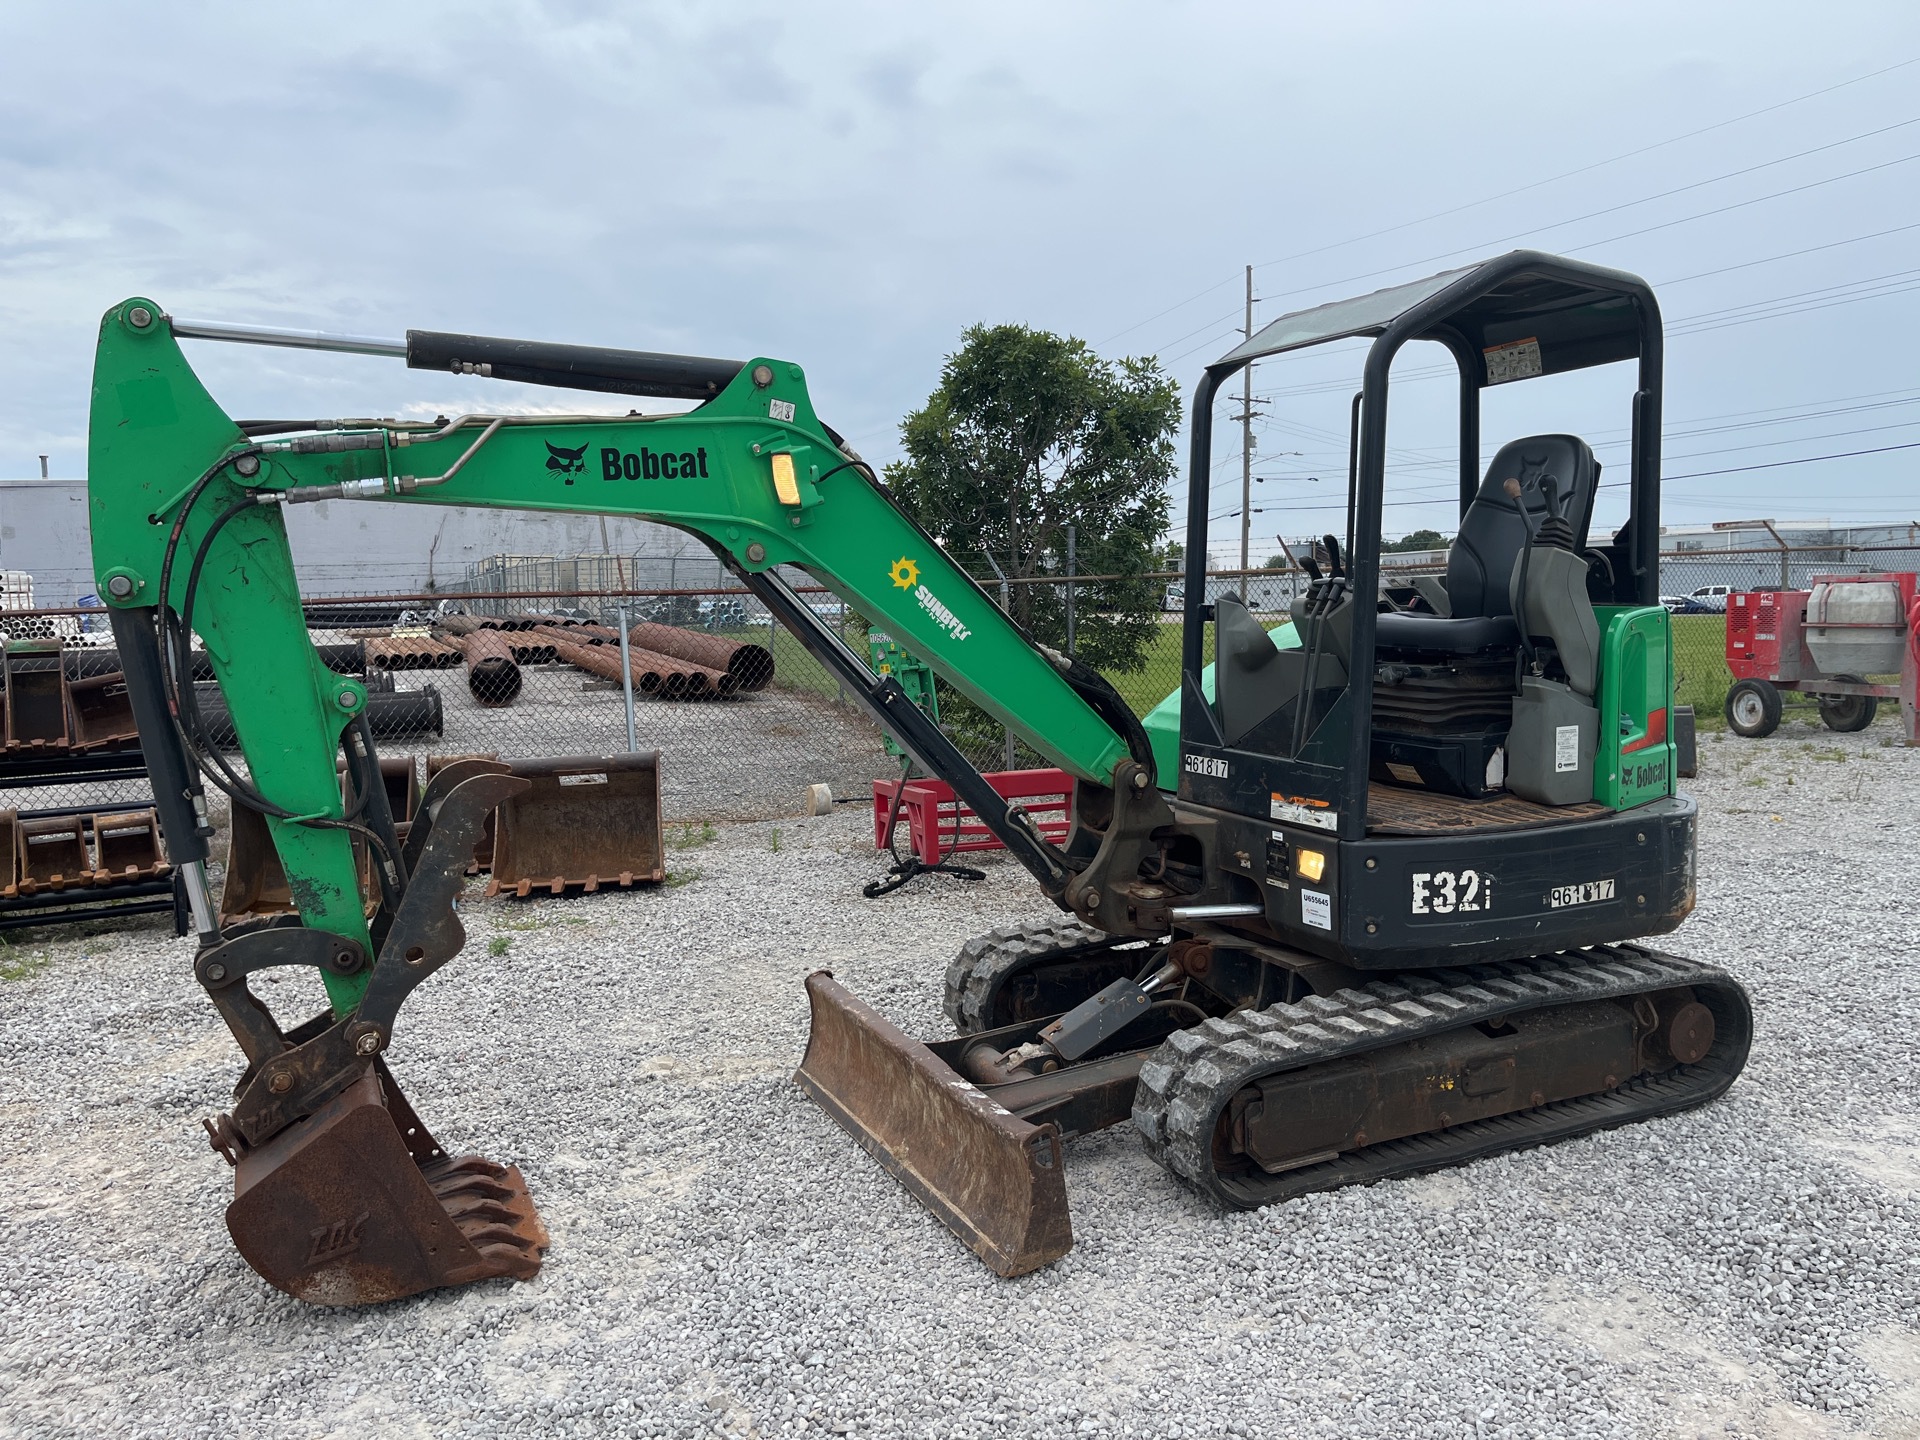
1271, 795, 1339, 831
1300, 889, 1332, 930
1483, 336, 1542, 385
1554, 724, 1580, 773
769, 398, 797, 422
558, 772, 609, 786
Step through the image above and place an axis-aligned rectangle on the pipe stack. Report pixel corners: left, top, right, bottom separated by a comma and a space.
543, 631, 738, 700
627, 622, 774, 691
367, 636, 463, 670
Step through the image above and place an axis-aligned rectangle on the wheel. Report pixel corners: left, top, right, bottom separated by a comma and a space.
1818, 679, 1878, 733
943, 919, 1151, 1033
1725, 679, 1782, 738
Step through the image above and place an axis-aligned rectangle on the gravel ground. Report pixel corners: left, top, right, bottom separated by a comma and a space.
385, 661, 891, 823
2, 714, 1918, 1439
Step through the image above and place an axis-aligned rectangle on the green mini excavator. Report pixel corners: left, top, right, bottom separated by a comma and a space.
87, 250, 1750, 1304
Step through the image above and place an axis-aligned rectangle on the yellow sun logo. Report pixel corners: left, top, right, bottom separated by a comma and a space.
889, 557, 919, 590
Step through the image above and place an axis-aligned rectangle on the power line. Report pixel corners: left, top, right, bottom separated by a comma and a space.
1259, 114, 1920, 280
1250, 57, 1920, 275
1103, 54, 1919, 350
1248, 149, 1920, 316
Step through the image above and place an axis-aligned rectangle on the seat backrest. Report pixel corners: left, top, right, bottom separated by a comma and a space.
1445, 435, 1599, 619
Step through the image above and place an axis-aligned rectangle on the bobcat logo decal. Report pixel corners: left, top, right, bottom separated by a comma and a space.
545, 441, 589, 483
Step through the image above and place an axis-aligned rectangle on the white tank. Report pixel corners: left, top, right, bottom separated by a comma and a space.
1804, 580, 1906, 675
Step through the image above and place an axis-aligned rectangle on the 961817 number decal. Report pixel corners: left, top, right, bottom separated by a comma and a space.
1548, 879, 1616, 908
1411, 870, 1491, 915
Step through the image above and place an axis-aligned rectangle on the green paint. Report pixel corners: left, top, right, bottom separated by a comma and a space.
87, 302, 1136, 1014
1593, 605, 1676, 810
1144, 621, 1298, 790
868, 630, 938, 759
88, 300, 372, 1014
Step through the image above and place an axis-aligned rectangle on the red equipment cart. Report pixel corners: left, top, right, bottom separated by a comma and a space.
1723, 573, 1918, 743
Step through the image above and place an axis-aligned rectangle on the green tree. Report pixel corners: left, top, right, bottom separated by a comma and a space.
885, 323, 1180, 674
1385, 528, 1448, 553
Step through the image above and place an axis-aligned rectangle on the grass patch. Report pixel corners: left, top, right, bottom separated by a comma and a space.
669, 821, 718, 850
487, 936, 512, 957
0, 942, 51, 982
666, 867, 702, 888
769, 828, 782, 853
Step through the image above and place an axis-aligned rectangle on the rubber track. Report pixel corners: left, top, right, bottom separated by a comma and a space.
1132, 943, 1752, 1209
943, 919, 1139, 1034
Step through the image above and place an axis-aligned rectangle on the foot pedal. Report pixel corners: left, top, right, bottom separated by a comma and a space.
220, 1068, 547, 1306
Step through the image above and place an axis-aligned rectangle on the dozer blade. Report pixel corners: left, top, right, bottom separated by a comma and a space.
794, 970, 1072, 1277
223, 1063, 548, 1307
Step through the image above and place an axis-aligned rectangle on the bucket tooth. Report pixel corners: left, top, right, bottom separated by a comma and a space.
221, 1068, 547, 1306
794, 970, 1072, 1277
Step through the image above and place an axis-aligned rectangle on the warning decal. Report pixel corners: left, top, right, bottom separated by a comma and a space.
1483, 337, 1543, 385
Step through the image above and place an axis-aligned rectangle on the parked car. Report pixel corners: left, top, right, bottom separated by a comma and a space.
1661, 594, 1715, 615
1687, 584, 1734, 613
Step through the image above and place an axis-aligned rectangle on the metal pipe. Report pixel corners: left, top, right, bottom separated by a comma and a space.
617, 602, 638, 750
180, 860, 218, 942
1168, 902, 1265, 921
169, 318, 406, 357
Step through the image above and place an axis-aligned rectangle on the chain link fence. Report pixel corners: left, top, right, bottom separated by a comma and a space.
4, 546, 1915, 836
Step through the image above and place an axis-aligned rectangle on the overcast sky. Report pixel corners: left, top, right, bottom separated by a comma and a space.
4, 1, 1917, 564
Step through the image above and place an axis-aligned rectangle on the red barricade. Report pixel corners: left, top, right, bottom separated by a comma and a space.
872, 768, 1074, 866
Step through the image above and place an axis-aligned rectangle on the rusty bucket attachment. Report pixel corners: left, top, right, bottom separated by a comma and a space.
17, 816, 92, 893
4, 641, 72, 754
91, 808, 170, 883
485, 753, 664, 897
222, 1064, 547, 1306
219, 803, 296, 928
794, 971, 1072, 1277
69, 671, 141, 751
0, 811, 18, 899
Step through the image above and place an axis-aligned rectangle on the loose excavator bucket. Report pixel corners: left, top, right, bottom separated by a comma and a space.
222, 1062, 547, 1306
485, 753, 664, 896
794, 971, 1072, 1277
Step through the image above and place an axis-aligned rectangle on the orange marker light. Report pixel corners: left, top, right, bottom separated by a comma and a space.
770, 453, 801, 506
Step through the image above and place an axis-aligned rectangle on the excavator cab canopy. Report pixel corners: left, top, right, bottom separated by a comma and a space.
1177, 249, 1666, 842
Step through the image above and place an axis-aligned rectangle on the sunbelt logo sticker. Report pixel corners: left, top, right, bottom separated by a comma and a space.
890, 557, 970, 642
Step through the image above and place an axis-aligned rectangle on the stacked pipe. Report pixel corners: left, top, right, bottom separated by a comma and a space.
453, 629, 523, 707
367, 635, 463, 670
63, 641, 366, 681
190, 681, 442, 746
627, 622, 775, 691
538, 629, 738, 700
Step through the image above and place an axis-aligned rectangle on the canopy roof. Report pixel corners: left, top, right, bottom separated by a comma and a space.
1212, 250, 1652, 384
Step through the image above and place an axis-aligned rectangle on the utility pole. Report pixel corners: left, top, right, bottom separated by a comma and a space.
1234, 265, 1262, 600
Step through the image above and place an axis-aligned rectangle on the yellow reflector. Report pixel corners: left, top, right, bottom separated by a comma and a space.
770, 452, 801, 506
1295, 847, 1326, 883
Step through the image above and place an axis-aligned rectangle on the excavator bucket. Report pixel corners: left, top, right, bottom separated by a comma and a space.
223, 1063, 547, 1306
212, 771, 548, 1306
485, 753, 665, 896
794, 971, 1072, 1277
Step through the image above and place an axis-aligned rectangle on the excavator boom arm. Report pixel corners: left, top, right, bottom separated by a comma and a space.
88, 300, 1140, 993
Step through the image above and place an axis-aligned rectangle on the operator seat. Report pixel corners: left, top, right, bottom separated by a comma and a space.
1375, 434, 1599, 655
